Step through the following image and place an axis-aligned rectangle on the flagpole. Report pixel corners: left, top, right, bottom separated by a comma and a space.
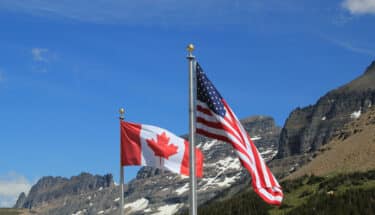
119, 108, 125, 215
187, 43, 197, 215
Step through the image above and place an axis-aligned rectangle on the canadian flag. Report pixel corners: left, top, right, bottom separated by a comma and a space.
121, 121, 203, 177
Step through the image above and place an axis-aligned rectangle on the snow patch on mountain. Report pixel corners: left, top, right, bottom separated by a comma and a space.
152, 203, 182, 215
260, 149, 274, 156
175, 183, 189, 195
124, 198, 149, 214
199, 156, 242, 190
200, 173, 241, 190
201, 140, 221, 151
259, 148, 278, 161
72, 209, 87, 215
251, 136, 262, 141
205, 156, 241, 171
350, 110, 361, 119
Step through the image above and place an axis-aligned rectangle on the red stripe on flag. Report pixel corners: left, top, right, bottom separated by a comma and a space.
196, 128, 252, 163
197, 117, 242, 143
197, 105, 213, 116
222, 101, 248, 147
121, 121, 142, 166
240, 159, 282, 205
249, 137, 268, 188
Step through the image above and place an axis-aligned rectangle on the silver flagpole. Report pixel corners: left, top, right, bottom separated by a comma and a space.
187, 44, 197, 215
119, 108, 125, 215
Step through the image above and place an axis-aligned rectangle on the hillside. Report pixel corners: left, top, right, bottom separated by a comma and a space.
268, 61, 375, 179
193, 170, 375, 215
287, 106, 375, 179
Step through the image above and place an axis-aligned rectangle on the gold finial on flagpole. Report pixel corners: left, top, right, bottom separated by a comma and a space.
119, 107, 125, 120
187, 43, 195, 53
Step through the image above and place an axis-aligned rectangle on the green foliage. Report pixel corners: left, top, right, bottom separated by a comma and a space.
197, 190, 272, 215
192, 170, 375, 215
318, 170, 375, 192
281, 174, 324, 193
287, 188, 375, 215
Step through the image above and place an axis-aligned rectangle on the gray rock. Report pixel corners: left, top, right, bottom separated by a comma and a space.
277, 61, 375, 159
14, 192, 26, 208
14, 172, 114, 210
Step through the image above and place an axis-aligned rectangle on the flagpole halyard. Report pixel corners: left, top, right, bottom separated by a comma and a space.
187, 43, 197, 215
119, 108, 125, 215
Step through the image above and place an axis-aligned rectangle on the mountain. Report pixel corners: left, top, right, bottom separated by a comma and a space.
270, 61, 375, 177
14, 116, 280, 215
14, 173, 114, 213
286, 106, 375, 179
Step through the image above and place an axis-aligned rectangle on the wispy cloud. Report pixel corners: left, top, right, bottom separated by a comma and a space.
0, 172, 32, 207
31, 48, 49, 62
342, 0, 375, 15
322, 36, 375, 56
0, 0, 305, 25
331, 12, 355, 26
31, 48, 56, 73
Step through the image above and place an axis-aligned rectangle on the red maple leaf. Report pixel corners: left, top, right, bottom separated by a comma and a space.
146, 132, 178, 159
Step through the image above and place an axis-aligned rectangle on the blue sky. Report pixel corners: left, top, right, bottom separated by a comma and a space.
1, 0, 375, 207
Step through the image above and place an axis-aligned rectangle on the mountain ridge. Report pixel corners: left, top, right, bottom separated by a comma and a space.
14, 173, 114, 210
276, 60, 375, 160
14, 115, 280, 215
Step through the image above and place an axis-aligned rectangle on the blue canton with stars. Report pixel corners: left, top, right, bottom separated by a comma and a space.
196, 62, 226, 117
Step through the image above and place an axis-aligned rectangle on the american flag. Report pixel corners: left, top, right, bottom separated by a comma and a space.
195, 62, 283, 205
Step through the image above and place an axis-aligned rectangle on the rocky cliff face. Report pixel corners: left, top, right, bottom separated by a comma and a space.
15, 116, 280, 215
14, 173, 114, 210
14, 192, 26, 210
285, 106, 375, 179
277, 61, 375, 158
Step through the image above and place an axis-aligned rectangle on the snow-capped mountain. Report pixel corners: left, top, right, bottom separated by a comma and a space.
15, 116, 280, 215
